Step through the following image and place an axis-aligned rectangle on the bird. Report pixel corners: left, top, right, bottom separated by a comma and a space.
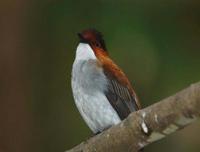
71, 28, 141, 134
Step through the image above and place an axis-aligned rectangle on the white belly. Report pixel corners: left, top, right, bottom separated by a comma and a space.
72, 88, 121, 133
71, 46, 121, 133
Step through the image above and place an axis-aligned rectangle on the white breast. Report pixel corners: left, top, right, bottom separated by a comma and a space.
75, 43, 96, 61
71, 43, 121, 133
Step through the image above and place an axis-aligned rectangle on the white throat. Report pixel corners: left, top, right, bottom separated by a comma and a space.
75, 43, 96, 61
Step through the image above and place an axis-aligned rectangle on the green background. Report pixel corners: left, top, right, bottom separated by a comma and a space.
1, 0, 200, 152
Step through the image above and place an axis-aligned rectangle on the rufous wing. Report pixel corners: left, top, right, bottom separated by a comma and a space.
100, 56, 141, 120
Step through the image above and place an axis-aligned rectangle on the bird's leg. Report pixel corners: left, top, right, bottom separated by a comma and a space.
102, 125, 112, 132
94, 131, 101, 135
91, 125, 112, 137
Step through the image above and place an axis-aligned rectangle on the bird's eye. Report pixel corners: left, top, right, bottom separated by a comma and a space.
95, 42, 101, 47
91, 41, 101, 48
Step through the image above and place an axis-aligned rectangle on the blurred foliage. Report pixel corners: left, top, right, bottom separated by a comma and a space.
3, 0, 200, 152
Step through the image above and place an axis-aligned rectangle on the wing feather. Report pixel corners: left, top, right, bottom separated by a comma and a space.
100, 57, 141, 120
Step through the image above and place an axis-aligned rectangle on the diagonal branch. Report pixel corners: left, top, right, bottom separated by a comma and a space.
66, 82, 200, 152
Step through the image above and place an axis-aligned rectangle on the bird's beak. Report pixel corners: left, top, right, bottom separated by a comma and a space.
77, 33, 86, 43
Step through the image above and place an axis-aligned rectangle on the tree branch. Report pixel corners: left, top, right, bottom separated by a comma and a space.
66, 82, 200, 152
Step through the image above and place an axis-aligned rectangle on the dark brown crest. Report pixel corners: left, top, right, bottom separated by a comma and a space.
78, 28, 107, 51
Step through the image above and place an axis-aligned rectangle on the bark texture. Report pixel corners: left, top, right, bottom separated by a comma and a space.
66, 82, 200, 152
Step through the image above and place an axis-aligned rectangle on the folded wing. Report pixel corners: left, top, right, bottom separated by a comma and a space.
102, 57, 141, 120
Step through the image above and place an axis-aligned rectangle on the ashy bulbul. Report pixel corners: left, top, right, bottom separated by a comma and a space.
71, 29, 141, 134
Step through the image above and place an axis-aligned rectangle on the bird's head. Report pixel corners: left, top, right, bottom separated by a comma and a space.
78, 29, 107, 52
